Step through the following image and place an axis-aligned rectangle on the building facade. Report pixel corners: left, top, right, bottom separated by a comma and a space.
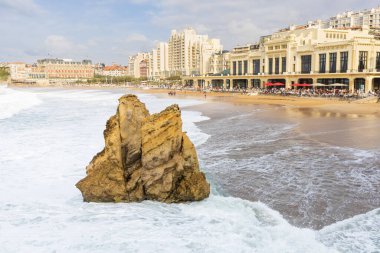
147, 42, 170, 80
37, 59, 94, 79
101, 64, 129, 77
183, 24, 380, 92
128, 28, 222, 79
208, 51, 231, 75
8, 62, 29, 80
328, 7, 380, 30
128, 53, 149, 78
167, 28, 222, 76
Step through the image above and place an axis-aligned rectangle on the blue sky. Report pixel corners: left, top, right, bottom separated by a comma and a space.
0, 0, 377, 65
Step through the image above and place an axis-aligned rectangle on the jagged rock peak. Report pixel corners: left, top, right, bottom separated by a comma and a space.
76, 95, 210, 203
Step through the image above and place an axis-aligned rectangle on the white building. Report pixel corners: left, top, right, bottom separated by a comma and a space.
184, 23, 380, 92
101, 65, 129, 77
8, 62, 29, 80
208, 51, 231, 75
168, 28, 222, 76
128, 53, 149, 78
328, 6, 380, 31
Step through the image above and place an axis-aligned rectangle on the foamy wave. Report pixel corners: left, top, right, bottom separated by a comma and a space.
318, 208, 380, 253
0, 86, 42, 120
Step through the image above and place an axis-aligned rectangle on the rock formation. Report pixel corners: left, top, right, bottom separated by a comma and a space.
76, 95, 210, 203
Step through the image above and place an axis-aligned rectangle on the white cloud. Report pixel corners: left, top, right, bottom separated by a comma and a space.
125, 33, 148, 42
44, 35, 87, 58
0, 0, 44, 15
146, 0, 371, 49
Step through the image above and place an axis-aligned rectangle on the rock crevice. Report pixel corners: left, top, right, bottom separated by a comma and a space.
76, 94, 210, 203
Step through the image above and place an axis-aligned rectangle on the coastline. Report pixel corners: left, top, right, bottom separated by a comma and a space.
2, 83, 380, 233
8, 83, 380, 118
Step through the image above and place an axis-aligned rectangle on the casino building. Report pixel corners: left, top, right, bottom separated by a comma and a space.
183, 22, 380, 92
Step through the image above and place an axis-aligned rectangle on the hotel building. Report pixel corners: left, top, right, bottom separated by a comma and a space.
183, 23, 380, 92
37, 59, 94, 79
8, 62, 29, 80
128, 53, 149, 78
101, 64, 129, 77
168, 28, 223, 76
328, 6, 380, 30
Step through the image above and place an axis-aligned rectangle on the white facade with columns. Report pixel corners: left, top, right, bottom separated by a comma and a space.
184, 23, 380, 92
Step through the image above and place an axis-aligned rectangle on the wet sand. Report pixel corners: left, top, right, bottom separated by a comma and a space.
128, 88, 380, 118
185, 98, 380, 229
8, 84, 380, 229
9, 83, 380, 117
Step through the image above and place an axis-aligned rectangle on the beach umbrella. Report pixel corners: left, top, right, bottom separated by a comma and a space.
328, 83, 348, 87
292, 83, 311, 87
312, 83, 326, 87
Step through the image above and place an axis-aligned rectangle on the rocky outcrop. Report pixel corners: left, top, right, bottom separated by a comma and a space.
76, 95, 210, 203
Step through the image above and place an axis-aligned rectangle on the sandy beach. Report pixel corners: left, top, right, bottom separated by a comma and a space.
9, 83, 380, 118
1, 85, 379, 252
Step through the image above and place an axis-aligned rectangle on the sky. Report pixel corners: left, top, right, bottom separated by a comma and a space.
0, 0, 377, 65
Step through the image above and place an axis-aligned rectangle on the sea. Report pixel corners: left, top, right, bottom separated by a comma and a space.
0, 85, 379, 253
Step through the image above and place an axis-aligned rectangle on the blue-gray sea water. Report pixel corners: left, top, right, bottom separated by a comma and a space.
0, 86, 379, 253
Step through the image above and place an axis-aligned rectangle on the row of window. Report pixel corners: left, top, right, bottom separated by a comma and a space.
47, 70, 93, 73
268, 45, 287, 51
231, 51, 380, 75
325, 33, 347, 39
232, 58, 287, 75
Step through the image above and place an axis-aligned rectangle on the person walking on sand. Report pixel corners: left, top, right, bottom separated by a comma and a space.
204, 91, 207, 99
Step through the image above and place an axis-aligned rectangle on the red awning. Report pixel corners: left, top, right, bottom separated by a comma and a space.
265, 82, 285, 86
292, 83, 311, 87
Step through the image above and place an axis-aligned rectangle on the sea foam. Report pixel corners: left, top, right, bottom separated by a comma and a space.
0, 85, 42, 120
0, 87, 378, 253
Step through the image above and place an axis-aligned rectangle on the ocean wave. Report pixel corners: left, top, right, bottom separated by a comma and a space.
0, 86, 42, 120
0, 87, 378, 252
318, 208, 380, 253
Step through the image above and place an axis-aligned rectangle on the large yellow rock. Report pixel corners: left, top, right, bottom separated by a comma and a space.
76, 95, 210, 203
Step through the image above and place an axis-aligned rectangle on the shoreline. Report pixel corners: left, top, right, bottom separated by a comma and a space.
7, 83, 380, 117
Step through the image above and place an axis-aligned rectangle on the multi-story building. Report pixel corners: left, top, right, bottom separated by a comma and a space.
28, 65, 46, 79
37, 59, 94, 79
8, 62, 28, 80
168, 28, 222, 76
148, 42, 169, 80
139, 60, 148, 78
208, 51, 230, 75
183, 23, 380, 92
101, 64, 129, 77
328, 7, 380, 29
129, 29, 222, 79
128, 53, 149, 78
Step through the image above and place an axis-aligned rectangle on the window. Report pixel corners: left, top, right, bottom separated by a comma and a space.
253, 60, 260, 75
233, 61, 237, 75
329, 53, 337, 73
376, 52, 380, 71
340, 52, 348, 73
238, 61, 242, 75
301, 55, 312, 74
275, 58, 280, 74
319, 54, 326, 73
243, 60, 248, 75
282, 57, 287, 73
268, 58, 273, 74
358, 51, 368, 72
